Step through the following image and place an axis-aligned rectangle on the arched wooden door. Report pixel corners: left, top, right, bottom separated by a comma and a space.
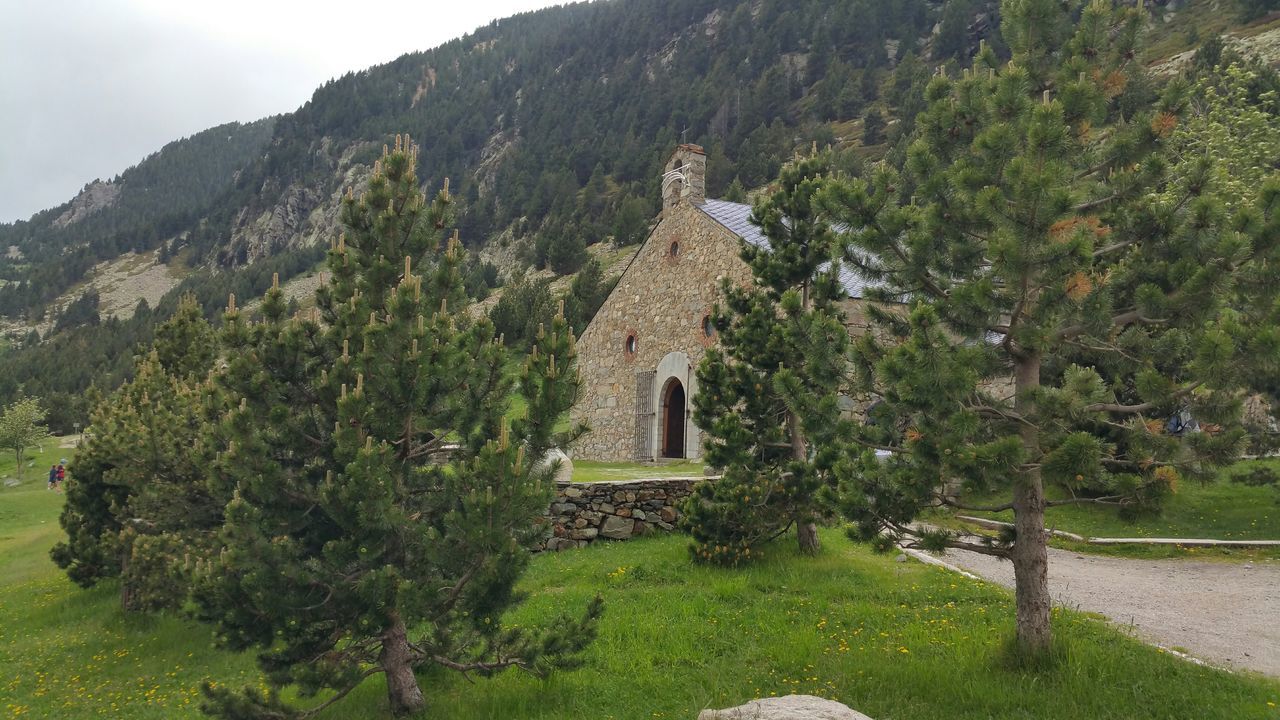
660, 378, 686, 458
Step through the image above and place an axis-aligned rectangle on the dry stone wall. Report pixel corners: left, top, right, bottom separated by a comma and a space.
538, 478, 701, 551
573, 201, 754, 460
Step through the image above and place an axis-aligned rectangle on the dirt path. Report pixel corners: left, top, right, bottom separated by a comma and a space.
940, 546, 1280, 677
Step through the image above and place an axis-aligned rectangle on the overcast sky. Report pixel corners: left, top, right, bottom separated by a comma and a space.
0, 0, 568, 223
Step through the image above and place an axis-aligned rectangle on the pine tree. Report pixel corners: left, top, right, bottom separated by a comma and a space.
683, 152, 851, 563
563, 258, 612, 337
861, 108, 886, 146
51, 294, 221, 611
820, 0, 1280, 657
0, 397, 49, 484
194, 137, 600, 719
723, 177, 748, 203
547, 228, 589, 275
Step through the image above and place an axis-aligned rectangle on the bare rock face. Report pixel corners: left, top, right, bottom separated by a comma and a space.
221, 140, 373, 267
226, 184, 325, 265
53, 180, 120, 228
697, 696, 873, 720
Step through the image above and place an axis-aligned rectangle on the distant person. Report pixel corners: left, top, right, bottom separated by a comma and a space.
48, 465, 57, 491
55, 463, 66, 492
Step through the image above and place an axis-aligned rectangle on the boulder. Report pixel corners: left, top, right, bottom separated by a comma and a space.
600, 515, 634, 540
544, 537, 578, 552
536, 448, 574, 484
697, 696, 872, 720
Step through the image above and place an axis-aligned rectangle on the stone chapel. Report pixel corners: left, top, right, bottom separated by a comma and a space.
571, 145, 879, 462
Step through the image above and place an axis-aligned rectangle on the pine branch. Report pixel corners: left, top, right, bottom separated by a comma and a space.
1083, 380, 1203, 414
1061, 337, 1142, 364
1054, 309, 1168, 342
1074, 192, 1121, 212
967, 403, 1037, 428
429, 653, 533, 677
893, 524, 1011, 559
291, 666, 382, 720
1092, 238, 1139, 257
935, 493, 1016, 513
1044, 495, 1129, 507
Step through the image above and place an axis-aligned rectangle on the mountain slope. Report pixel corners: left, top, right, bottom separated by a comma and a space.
2, 0, 1277, 433
0, 118, 276, 319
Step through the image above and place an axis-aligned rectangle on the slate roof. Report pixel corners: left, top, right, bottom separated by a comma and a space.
696, 199, 1006, 345
698, 198, 876, 299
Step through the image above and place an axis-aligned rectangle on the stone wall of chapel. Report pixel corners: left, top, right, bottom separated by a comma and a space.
572, 202, 754, 461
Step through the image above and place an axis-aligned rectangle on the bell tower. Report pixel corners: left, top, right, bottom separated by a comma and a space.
661, 144, 706, 217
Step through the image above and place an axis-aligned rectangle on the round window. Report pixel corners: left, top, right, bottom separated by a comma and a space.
702, 314, 715, 338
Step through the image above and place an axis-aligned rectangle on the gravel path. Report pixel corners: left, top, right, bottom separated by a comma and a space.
940, 546, 1280, 677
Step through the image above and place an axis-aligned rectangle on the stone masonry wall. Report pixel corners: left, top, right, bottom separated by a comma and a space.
573, 200, 754, 460
539, 478, 700, 551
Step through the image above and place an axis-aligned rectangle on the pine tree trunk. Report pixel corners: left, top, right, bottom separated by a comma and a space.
119, 549, 137, 613
788, 411, 820, 555
1011, 353, 1051, 657
380, 615, 425, 716
797, 520, 820, 554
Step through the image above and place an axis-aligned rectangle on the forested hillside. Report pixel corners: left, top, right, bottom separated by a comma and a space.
193, 0, 967, 273
2, 0, 1277, 432
0, 119, 276, 319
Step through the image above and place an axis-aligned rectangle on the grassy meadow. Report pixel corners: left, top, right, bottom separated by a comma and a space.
954, 459, 1280, 542
2, 445, 1279, 719
570, 459, 706, 483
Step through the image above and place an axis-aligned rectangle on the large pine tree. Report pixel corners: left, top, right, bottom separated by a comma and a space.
820, 0, 1280, 656
684, 152, 852, 562
194, 137, 599, 719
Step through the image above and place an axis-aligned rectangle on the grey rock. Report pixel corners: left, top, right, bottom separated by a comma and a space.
538, 448, 574, 484
697, 695, 873, 720
600, 515, 634, 540
895, 553, 908, 563
545, 537, 576, 552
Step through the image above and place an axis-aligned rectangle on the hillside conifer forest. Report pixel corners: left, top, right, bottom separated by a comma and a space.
0, 0, 997, 429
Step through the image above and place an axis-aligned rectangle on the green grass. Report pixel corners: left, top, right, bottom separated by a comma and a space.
956, 459, 1280, 542
570, 459, 706, 483
0, 447, 261, 719
0, 439, 71, 487
3, 451, 1279, 719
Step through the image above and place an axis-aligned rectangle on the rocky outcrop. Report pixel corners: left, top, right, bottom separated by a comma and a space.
698, 696, 873, 720
225, 184, 326, 265
221, 140, 375, 267
52, 180, 120, 228
539, 477, 699, 551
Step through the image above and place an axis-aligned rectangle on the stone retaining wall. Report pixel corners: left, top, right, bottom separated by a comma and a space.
540, 477, 702, 551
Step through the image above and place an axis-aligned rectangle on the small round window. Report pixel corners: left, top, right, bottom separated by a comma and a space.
625, 334, 638, 356
702, 314, 715, 338
669, 241, 680, 257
